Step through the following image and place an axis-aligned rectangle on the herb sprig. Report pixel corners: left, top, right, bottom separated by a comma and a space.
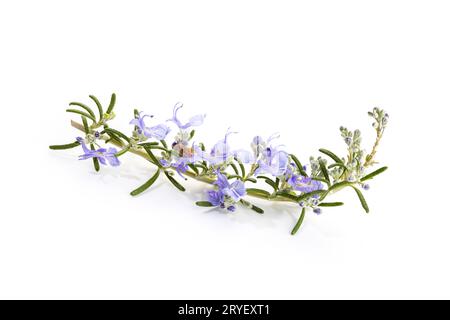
50, 94, 389, 235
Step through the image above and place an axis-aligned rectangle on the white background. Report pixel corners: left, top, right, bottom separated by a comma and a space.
0, 0, 449, 299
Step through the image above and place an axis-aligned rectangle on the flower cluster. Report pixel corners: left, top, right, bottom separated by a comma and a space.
50, 94, 389, 235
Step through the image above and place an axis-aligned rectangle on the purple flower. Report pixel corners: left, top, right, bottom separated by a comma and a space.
130, 112, 170, 140
207, 190, 224, 206
77, 137, 120, 166
161, 143, 204, 178
205, 172, 246, 211
252, 134, 289, 177
287, 175, 323, 193
168, 102, 206, 130
313, 208, 322, 215
214, 171, 246, 201
254, 148, 289, 177
202, 130, 255, 166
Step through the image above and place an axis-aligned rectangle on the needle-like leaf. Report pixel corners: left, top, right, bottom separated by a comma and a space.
318, 202, 344, 207
66, 109, 96, 122
106, 93, 116, 114
49, 141, 80, 150
69, 102, 96, 121
89, 95, 104, 119
196, 201, 214, 207
352, 186, 369, 213
164, 171, 186, 191
130, 170, 160, 196
291, 208, 306, 235
319, 148, 343, 164
361, 166, 388, 182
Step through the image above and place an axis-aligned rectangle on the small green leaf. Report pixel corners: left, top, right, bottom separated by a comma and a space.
327, 181, 353, 193
352, 186, 369, 213
319, 148, 343, 164
90, 143, 100, 172
276, 191, 299, 202
189, 130, 195, 140
318, 202, 344, 207
106, 93, 116, 114
89, 95, 104, 119
164, 171, 186, 192
66, 109, 96, 122
49, 141, 80, 150
245, 178, 257, 183
250, 204, 264, 214
104, 128, 130, 143
291, 208, 306, 235
104, 130, 124, 146
311, 177, 330, 185
319, 160, 330, 183
238, 160, 246, 177
290, 154, 308, 176
69, 102, 96, 120
142, 146, 162, 168
297, 190, 326, 202
240, 199, 264, 214
361, 166, 388, 182
139, 142, 159, 147
328, 163, 347, 170
264, 179, 278, 191
257, 176, 277, 191
82, 116, 89, 133
247, 188, 271, 199
188, 163, 199, 175
229, 162, 239, 176
93, 157, 100, 172
130, 170, 160, 196
196, 201, 214, 207
139, 144, 170, 152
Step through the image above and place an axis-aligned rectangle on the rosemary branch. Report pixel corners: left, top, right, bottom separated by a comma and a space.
49, 94, 389, 235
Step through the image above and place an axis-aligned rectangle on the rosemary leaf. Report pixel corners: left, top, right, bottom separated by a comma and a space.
104, 128, 130, 143
164, 171, 186, 191
69, 102, 96, 120
291, 208, 306, 235
361, 166, 388, 182
247, 188, 271, 199
319, 148, 343, 164
290, 154, 308, 176
106, 93, 116, 114
142, 146, 163, 168
238, 160, 246, 177
352, 186, 369, 213
230, 162, 240, 176
130, 169, 160, 196
89, 95, 104, 119
318, 202, 344, 207
188, 163, 199, 175
319, 159, 330, 184
297, 190, 326, 202
49, 141, 80, 150
240, 199, 264, 214
196, 201, 214, 207
276, 191, 299, 202
66, 109, 96, 122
